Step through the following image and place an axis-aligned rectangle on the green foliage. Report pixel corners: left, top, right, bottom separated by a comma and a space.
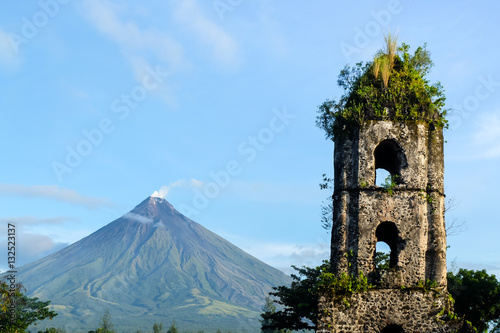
260, 296, 285, 333
382, 174, 399, 196
417, 279, 439, 291
398, 279, 440, 294
317, 269, 371, 307
447, 269, 500, 332
316, 256, 372, 308
419, 185, 434, 204
372, 251, 390, 283
94, 328, 113, 333
98, 309, 114, 333
344, 249, 354, 268
319, 173, 333, 191
153, 322, 164, 333
263, 262, 330, 331
316, 39, 448, 141
262, 261, 372, 331
38, 328, 66, 333
319, 173, 334, 231
167, 321, 179, 333
0, 280, 57, 333
88, 309, 115, 333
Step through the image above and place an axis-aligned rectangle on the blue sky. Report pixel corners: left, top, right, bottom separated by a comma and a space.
0, 0, 499, 276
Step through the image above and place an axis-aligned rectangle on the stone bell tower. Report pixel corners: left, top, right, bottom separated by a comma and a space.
317, 120, 460, 332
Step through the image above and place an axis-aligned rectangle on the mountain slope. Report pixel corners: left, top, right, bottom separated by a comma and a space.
16, 197, 290, 332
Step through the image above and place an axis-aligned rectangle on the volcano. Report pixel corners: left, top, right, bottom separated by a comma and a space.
16, 197, 290, 332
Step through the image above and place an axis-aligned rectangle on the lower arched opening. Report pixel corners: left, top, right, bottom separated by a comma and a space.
381, 324, 405, 333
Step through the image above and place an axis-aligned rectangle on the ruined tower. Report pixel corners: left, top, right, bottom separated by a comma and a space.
317, 120, 460, 332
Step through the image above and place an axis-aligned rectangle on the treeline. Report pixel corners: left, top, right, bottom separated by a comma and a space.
37, 325, 245, 333
37, 320, 247, 333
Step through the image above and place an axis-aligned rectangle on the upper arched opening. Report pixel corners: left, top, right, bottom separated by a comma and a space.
374, 139, 407, 184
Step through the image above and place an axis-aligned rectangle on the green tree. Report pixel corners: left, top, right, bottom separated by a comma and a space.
167, 321, 179, 333
153, 322, 164, 333
101, 309, 114, 332
260, 296, 287, 333
262, 262, 330, 331
88, 309, 115, 333
372, 251, 390, 284
0, 280, 57, 333
88, 327, 113, 332
448, 269, 500, 332
319, 173, 334, 232
38, 328, 66, 333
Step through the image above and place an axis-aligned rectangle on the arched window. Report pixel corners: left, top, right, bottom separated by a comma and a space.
374, 139, 407, 185
375, 222, 399, 268
381, 324, 405, 333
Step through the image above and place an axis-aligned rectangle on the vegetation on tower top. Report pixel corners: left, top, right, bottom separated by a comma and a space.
316, 34, 448, 140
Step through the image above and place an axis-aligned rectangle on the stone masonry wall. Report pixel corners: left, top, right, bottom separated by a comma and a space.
317, 289, 460, 333
324, 120, 452, 332
330, 121, 447, 287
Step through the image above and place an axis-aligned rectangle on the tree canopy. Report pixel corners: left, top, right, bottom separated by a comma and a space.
448, 269, 500, 332
0, 279, 57, 333
261, 263, 328, 331
316, 35, 448, 141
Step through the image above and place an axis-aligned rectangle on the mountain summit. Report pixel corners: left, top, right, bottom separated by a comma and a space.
17, 197, 290, 332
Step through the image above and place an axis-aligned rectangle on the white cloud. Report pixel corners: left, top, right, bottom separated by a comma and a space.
0, 184, 113, 209
81, 0, 186, 74
172, 0, 239, 68
239, 241, 329, 275
19, 233, 63, 256
0, 216, 77, 226
123, 212, 153, 224
151, 179, 186, 199
0, 231, 69, 269
151, 186, 169, 199
189, 178, 204, 188
80, 0, 187, 107
152, 178, 204, 199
